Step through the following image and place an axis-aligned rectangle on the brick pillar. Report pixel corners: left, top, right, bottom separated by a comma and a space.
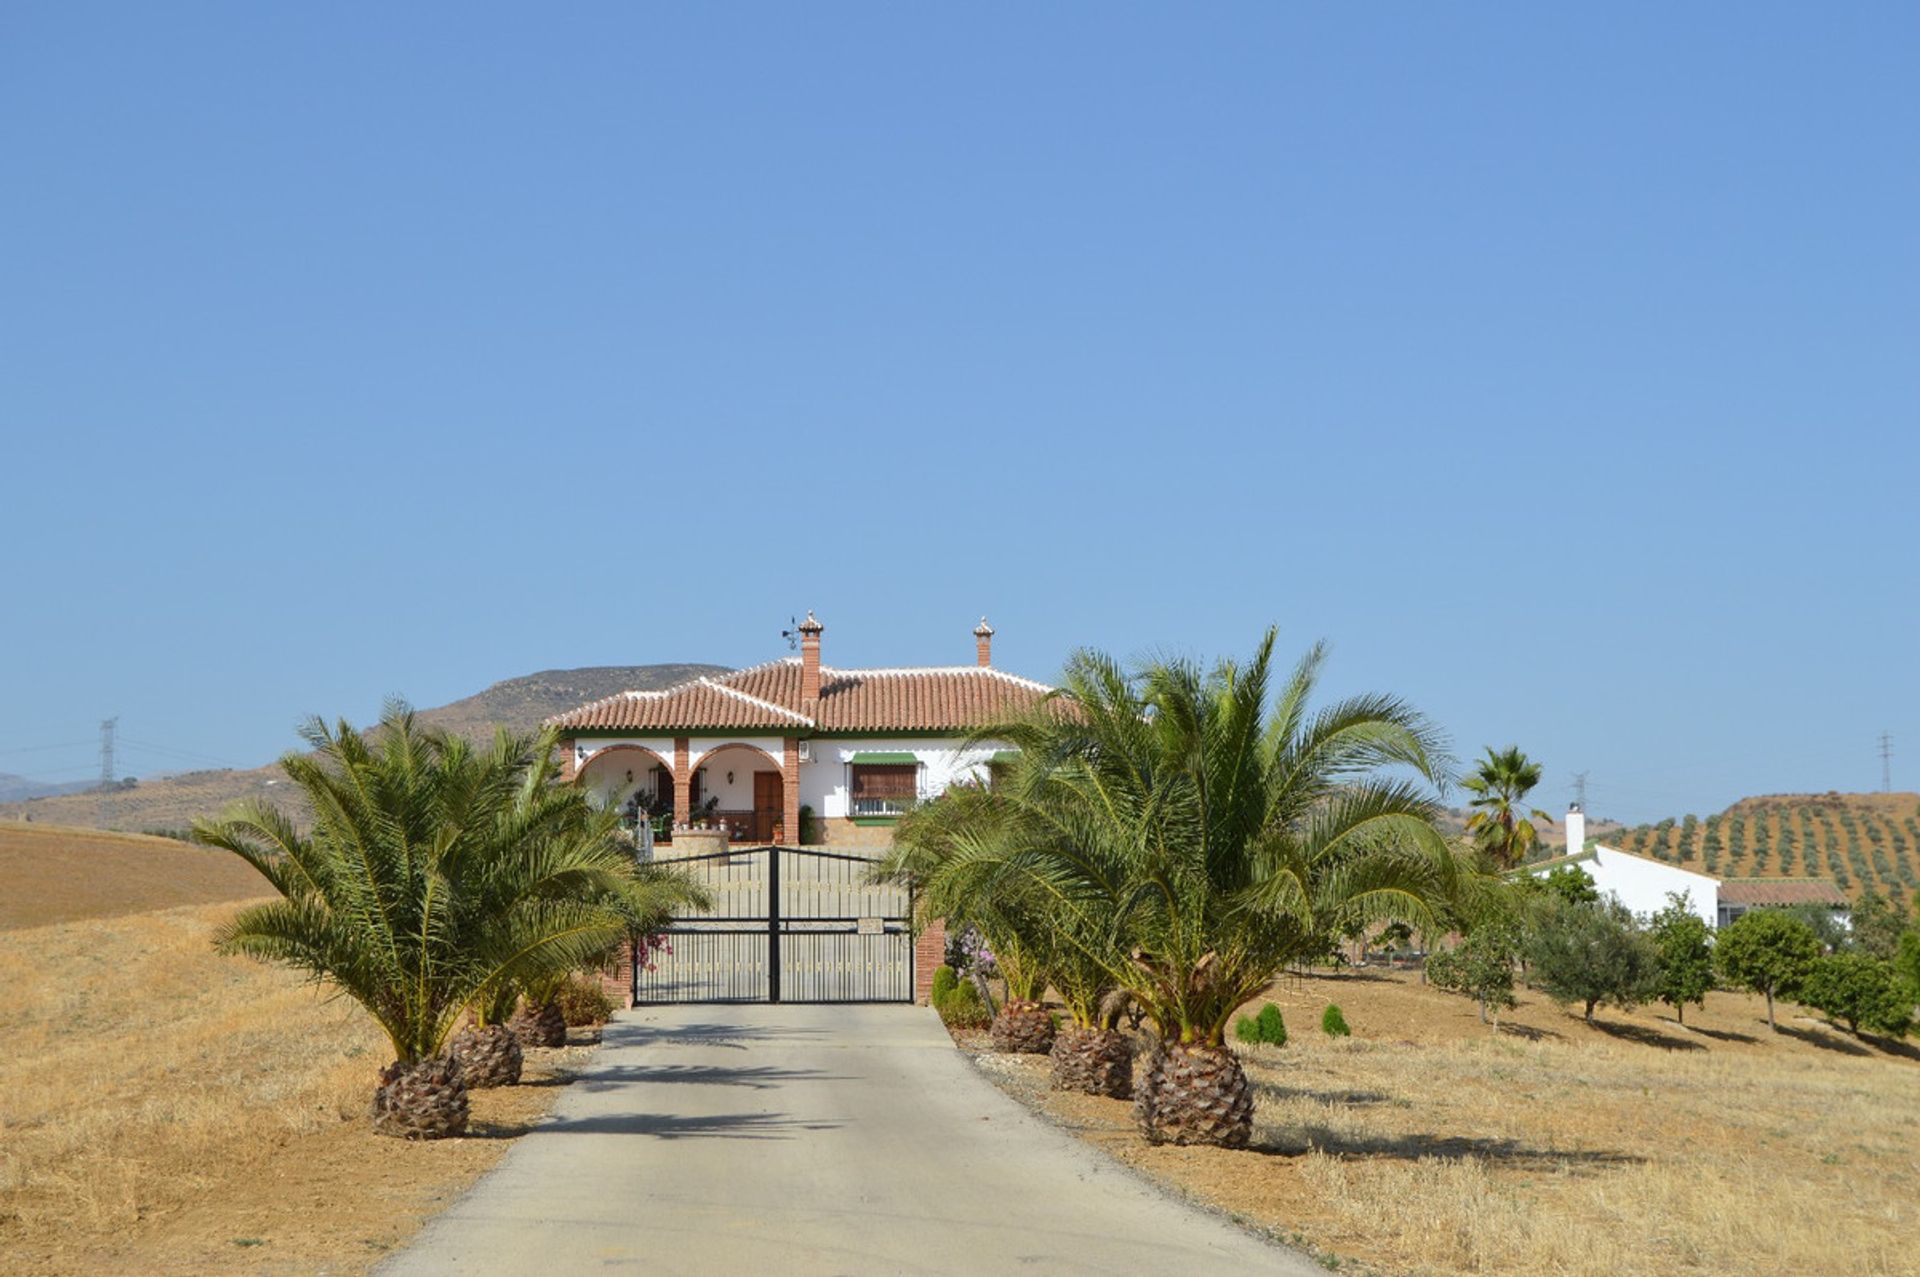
914, 916, 948, 1005
559, 737, 577, 782
783, 737, 802, 846
599, 941, 635, 1009
672, 737, 691, 831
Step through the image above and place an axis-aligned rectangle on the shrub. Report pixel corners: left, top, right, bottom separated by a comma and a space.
798, 803, 822, 845
1256, 1002, 1288, 1046
554, 976, 617, 1027
1237, 1003, 1289, 1047
933, 974, 991, 1029
1321, 1004, 1350, 1037
930, 964, 959, 1004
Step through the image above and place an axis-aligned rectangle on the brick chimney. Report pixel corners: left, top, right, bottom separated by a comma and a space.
973, 616, 995, 668
798, 610, 824, 702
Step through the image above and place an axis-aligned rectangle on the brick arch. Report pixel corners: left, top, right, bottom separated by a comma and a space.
573, 743, 673, 788
691, 741, 783, 773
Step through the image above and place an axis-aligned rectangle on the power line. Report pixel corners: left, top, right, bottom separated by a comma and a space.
118, 738, 244, 768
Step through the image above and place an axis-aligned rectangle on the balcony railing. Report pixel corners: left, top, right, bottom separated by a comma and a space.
850, 795, 917, 818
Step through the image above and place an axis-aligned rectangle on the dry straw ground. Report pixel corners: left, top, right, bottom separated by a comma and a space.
0, 902, 596, 1275
0, 823, 267, 929
968, 969, 1920, 1277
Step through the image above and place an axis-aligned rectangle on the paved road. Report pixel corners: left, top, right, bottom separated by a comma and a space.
384, 1003, 1315, 1275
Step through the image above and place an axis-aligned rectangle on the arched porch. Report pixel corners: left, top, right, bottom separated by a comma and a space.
575, 745, 675, 842
693, 743, 788, 843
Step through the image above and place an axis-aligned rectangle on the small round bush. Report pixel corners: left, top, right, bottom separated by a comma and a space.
555, 976, 617, 1026
934, 976, 991, 1029
1234, 1013, 1259, 1044
930, 964, 959, 1004
1321, 1003, 1350, 1038
1256, 1003, 1288, 1047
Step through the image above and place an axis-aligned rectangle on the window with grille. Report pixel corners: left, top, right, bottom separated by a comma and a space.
850, 763, 918, 816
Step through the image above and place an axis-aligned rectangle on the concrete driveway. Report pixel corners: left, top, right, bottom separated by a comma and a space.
383, 1003, 1315, 1275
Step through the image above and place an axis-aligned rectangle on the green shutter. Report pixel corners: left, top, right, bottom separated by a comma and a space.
849, 751, 919, 764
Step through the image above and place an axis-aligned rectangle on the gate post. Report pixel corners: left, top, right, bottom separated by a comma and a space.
767, 846, 782, 1004
914, 916, 947, 1005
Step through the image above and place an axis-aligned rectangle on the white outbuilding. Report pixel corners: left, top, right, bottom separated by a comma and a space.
1525, 805, 1720, 927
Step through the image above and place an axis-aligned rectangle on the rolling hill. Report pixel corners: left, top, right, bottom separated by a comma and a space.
0, 822, 271, 928
0, 663, 725, 834
1601, 791, 1920, 901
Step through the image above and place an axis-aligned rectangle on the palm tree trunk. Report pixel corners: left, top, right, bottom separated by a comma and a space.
1134, 1039, 1253, 1148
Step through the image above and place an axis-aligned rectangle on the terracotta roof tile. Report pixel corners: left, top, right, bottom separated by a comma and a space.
546, 659, 1053, 734
1717, 878, 1850, 908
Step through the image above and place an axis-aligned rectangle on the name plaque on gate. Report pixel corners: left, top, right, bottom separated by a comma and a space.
856, 916, 885, 935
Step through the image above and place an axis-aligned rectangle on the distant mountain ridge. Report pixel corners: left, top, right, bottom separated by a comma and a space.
0, 773, 97, 804
0, 663, 727, 833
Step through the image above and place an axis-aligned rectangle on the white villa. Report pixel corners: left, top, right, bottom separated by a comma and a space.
548, 613, 1050, 848
1528, 805, 1852, 929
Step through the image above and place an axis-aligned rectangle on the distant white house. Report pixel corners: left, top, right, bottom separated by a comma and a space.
1525, 806, 1851, 930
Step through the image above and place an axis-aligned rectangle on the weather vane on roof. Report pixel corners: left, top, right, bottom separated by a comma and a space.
780, 615, 800, 651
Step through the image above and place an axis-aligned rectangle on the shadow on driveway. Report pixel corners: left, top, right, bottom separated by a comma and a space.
537, 1110, 846, 1140
578, 1063, 853, 1091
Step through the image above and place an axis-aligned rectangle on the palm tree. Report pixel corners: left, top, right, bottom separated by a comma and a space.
911, 630, 1475, 1147
1462, 746, 1553, 869
194, 705, 642, 1138
888, 787, 1057, 1054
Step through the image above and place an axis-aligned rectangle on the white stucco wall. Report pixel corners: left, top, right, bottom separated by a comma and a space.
799, 737, 1010, 818
574, 741, 674, 810
693, 742, 785, 810
1533, 845, 1719, 927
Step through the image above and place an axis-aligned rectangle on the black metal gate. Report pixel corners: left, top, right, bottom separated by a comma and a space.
634, 845, 913, 1004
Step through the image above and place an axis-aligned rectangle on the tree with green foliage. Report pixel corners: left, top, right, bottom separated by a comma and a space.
1537, 864, 1600, 906
1462, 746, 1553, 869
1781, 903, 1849, 953
1647, 893, 1714, 1024
195, 705, 646, 1138
890, 629, 1476, 1148
1427, 920, 1521, 1027
1715, 910, 1822, 1031
1523, 896, 1659, 1025
1849, 891, 1906, 962
1895, 928, 1920, 1004
1800, 952, 1912, 1037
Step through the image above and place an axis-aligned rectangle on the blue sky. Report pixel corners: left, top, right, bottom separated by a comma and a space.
3, 4, 1915, 822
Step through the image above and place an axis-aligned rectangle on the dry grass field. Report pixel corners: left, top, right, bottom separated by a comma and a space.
0, 822, 269, 929
967, 969, 1920, 1276
0, 902, 596, 1275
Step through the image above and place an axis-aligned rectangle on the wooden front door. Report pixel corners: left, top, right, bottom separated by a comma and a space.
752, 771, 784, 843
